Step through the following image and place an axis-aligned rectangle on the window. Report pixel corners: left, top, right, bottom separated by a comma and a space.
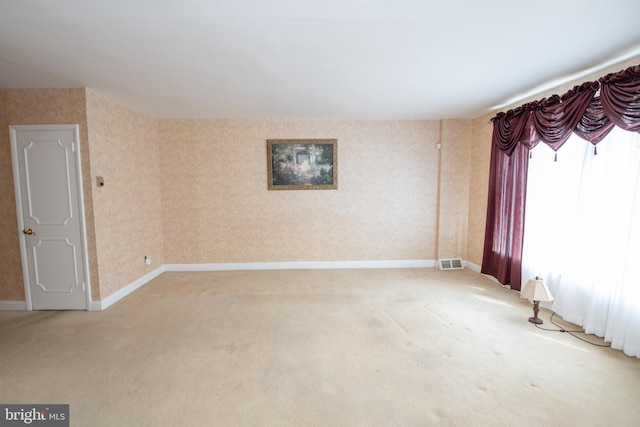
522, 127, 640, 357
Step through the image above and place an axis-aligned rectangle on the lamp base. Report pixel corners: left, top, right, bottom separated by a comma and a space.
528, 300, 543, 324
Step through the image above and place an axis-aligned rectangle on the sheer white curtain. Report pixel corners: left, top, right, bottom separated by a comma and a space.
522, 126, 640, 358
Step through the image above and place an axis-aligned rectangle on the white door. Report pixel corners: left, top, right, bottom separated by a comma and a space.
10, 125, 90, 310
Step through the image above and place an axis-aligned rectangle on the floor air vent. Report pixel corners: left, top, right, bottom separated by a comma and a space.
438, 258, 464, 270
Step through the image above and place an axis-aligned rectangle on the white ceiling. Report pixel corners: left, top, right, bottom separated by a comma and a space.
1, 0, 640, 120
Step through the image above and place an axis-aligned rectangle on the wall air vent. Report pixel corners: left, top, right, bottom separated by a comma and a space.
438, 258, 464, 270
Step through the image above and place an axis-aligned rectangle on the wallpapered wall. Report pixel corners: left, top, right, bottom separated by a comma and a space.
86, 90, 164, 299
439, 119, 473, 260
158, 119, 464, 264
0, 89, 476, 303
467, 114, 493, 266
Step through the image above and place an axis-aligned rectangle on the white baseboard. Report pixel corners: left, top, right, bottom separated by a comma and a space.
0, 300, 27, 311
165, 259, 437, 272
464, 261, 481, 273
90, 266, 166, 311
3, 260, 491, 311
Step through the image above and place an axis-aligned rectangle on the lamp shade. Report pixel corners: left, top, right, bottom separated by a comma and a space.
521, 277, 554, 303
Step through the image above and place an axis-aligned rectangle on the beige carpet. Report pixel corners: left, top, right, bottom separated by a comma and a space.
1, 268, 639, 426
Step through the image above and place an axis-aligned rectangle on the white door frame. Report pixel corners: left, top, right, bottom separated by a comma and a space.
10, 124, 92, 311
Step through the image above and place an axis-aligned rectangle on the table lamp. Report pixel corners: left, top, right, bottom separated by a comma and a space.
521, 276, 554, 324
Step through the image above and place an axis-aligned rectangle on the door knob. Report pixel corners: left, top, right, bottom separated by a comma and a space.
23, 228, 34, 235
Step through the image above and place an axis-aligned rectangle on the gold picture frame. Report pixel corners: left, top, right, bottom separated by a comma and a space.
267, 139, 337, 190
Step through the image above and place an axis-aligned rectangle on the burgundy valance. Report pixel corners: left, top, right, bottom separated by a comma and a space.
491, 65, 640, 155
600, 65, 640, 133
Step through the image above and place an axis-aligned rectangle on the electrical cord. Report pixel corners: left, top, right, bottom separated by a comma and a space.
534, 312, 611, 348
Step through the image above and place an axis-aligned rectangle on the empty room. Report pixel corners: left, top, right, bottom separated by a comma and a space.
1, 1, 640, 426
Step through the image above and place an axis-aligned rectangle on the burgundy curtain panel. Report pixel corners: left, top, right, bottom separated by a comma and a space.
481, 143, 529, 289
481, 65, 640, 290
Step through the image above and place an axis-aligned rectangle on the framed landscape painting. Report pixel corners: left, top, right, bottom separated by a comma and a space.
267, 139, 337, 190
